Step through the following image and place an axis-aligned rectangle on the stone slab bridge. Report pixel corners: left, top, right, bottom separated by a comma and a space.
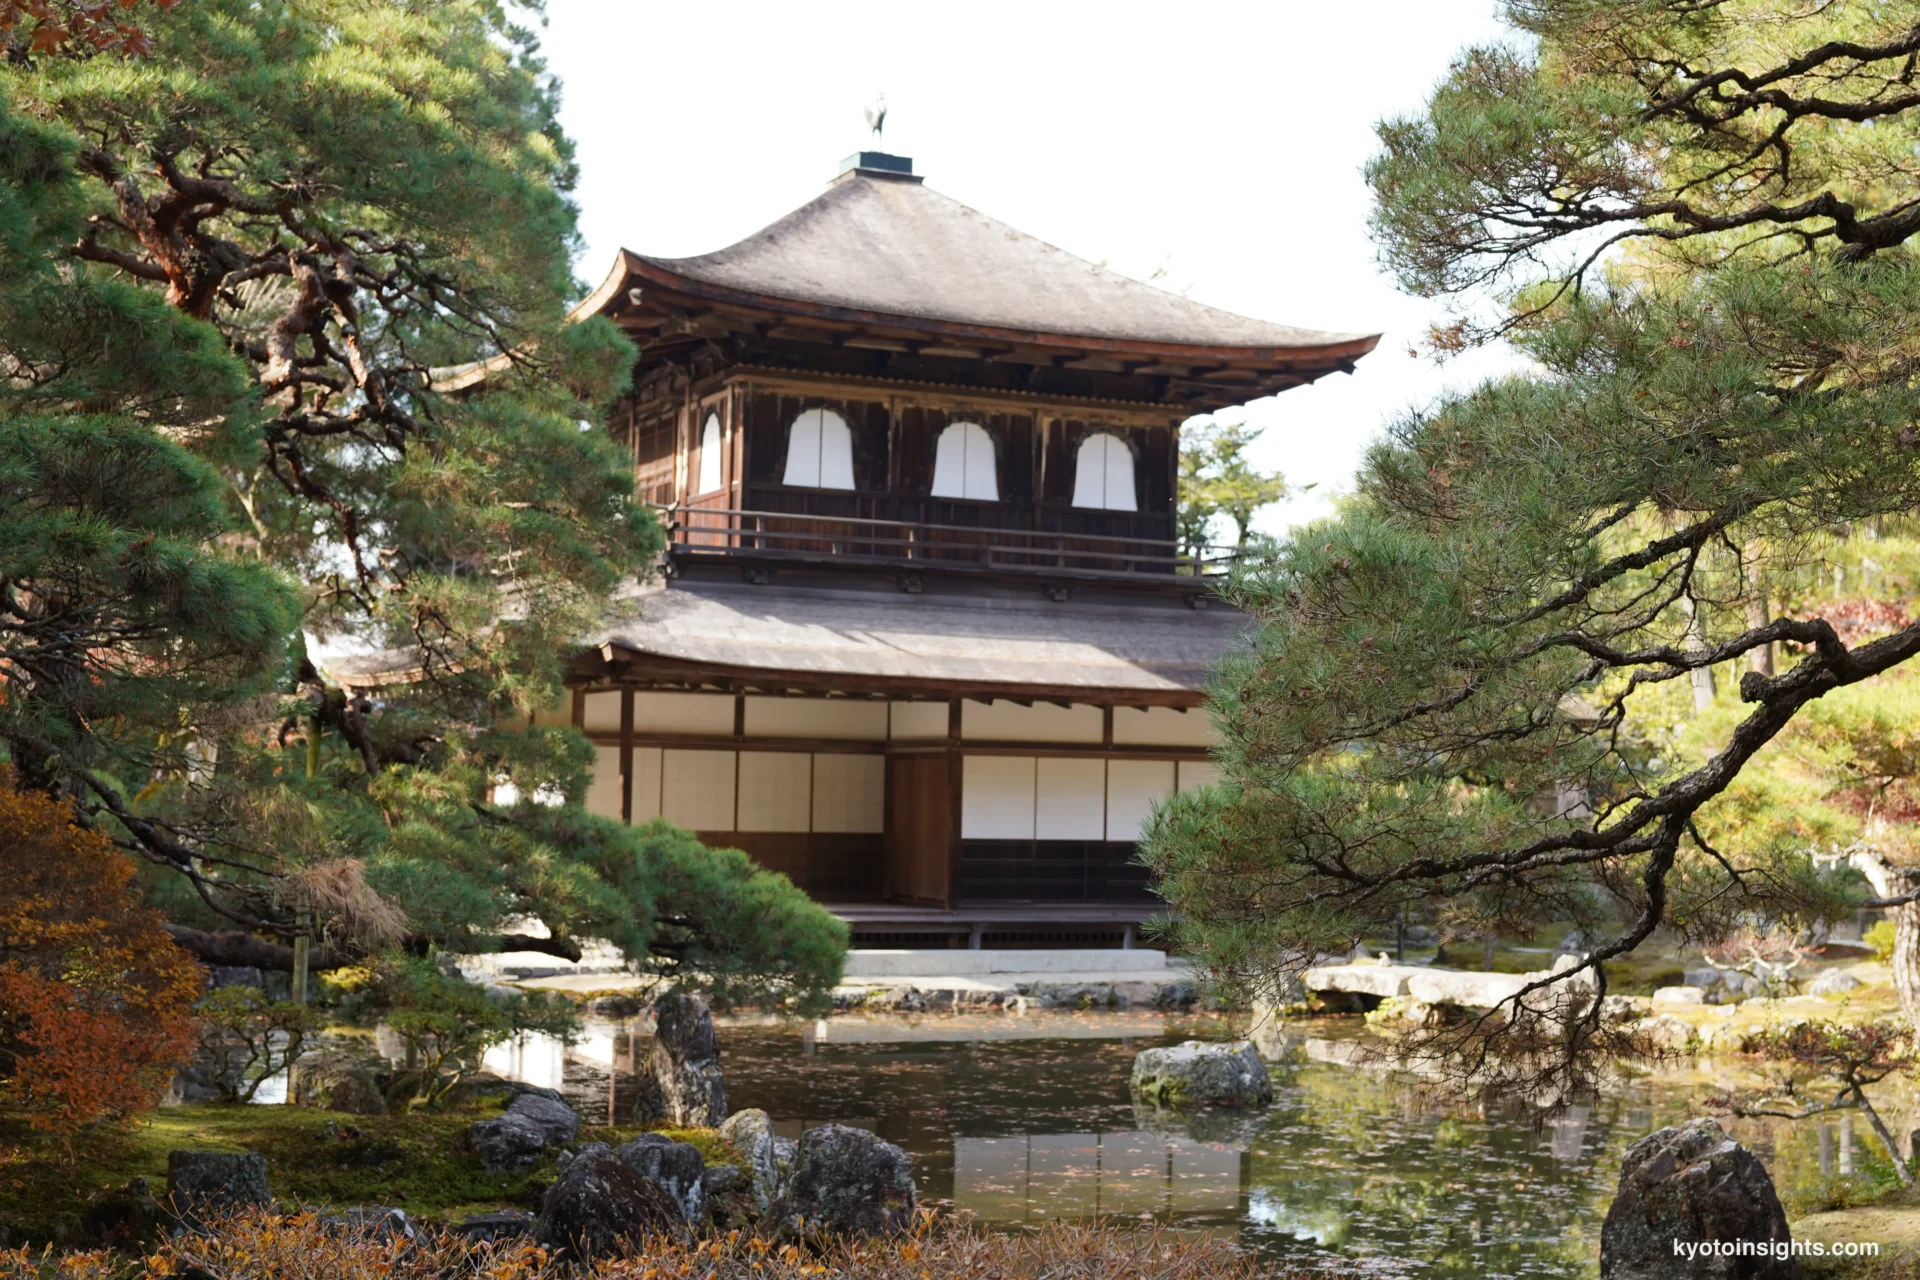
1300, 954, 1593, 1014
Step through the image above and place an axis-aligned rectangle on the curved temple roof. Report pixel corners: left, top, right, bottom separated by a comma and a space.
619, 170, 1375, 356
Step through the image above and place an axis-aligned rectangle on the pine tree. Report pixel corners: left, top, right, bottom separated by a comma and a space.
1142, 0, 1920, 1090
0, 0, 845, 999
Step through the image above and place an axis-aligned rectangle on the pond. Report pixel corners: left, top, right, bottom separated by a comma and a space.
481, 1011, 1910, 1279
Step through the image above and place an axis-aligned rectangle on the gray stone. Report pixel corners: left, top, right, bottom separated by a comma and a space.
635, 994, 727, 1127
1630, 1014, 1698, 1054
317, 1207, 416, 1241
719, 1108, 781, 1211
469, 1112, 550, 1173
768, 1125, 915, 1239
615, 1133, 707, 1223
291, 1049, 390, 1116
1130, 1040, 1273, 1109
1600, 1117, 1802, 1279
1806, 970, 1863, 996
1653, 985, 1707, 1006
504, 1091, 580, 1145
538, 1143, 685, 1261
702, 1165, 743, 1196
453, 1209, 536, 1244
80, 1177, 167, 1248
166, 1151, 270, 1228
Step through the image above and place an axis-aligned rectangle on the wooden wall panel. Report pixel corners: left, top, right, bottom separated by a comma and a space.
886, 753, 953, 906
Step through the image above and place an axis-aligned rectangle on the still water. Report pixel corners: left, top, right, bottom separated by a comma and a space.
482, 1012, 1903, 1279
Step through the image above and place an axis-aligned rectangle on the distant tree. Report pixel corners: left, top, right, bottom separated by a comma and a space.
1716, 1021, 1918, 1188
1142, 0, 1920, 1094
0, 0, 846, 1003
0, 773, 201, 1147
1176, 418, 1289, 560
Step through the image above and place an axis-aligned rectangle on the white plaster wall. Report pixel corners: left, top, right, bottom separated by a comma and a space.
1112, 705, 1215, 747
962, 700, 1103, 743
888, 701, 950, 740
744, 697, 888, 740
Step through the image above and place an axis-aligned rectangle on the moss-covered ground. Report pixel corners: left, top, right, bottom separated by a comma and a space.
0, 1101, 742, 1247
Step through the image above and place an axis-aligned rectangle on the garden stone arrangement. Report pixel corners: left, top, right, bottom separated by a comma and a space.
123, 994, 918, 1263
1599, 1118, 1803, 1280
1129, 1040, 1274, 1109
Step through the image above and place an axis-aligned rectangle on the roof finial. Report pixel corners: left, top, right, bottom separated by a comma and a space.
863, 93, 887, 146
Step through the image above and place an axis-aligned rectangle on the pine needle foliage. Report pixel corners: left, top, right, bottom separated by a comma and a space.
1142, 0, 1920, 1096
0, 2, 845, 1001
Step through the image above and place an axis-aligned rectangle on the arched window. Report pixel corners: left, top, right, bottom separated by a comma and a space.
782, 408, 856, 489
928, 421, 998, 500
695, 412, 724, 494
1070, 431, 1137, 511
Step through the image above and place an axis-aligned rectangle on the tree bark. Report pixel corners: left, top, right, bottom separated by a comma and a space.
1848, 850, 1920, 1023
165, 924, 584, 972
164, 924, 350, 973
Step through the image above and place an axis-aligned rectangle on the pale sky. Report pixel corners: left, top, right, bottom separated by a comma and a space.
540, 1, 1524, 534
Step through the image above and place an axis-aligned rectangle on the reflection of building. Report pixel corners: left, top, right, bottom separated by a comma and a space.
510, 150, 1377, 941
954, 1131, 1242, 1220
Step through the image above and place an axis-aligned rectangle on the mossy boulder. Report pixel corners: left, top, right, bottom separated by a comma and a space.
1129, 1040, 1273, 1109
767, 1124, 915, 1240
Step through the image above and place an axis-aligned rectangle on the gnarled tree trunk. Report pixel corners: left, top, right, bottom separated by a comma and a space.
1848, 850, 1920, 1024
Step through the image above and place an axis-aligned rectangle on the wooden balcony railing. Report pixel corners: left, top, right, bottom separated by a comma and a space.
653, 504, 1237, 580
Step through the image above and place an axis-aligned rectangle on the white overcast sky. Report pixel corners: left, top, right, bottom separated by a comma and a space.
539, 1, 1523, 533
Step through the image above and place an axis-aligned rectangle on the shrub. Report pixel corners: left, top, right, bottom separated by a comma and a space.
0, 774, 200, 1149
1866, 919, 1897, 964
373, 957, 580, 1108
0, 1209, 1337, 1279
194, 985, 323, 1103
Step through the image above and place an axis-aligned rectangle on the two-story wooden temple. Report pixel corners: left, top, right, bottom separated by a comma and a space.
486, 151, 1375, 947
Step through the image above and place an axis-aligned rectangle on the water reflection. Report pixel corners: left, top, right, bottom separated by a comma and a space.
478, 1013, 1911, 1280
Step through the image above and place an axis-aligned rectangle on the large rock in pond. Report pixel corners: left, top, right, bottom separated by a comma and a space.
1130, 1040, 1273, 1108
1600, 1117, 1802, 1279
167, 1151, 270, 1228
768, 1124, 915, 1239
635, 994, 727, 1127
537, 1143, 685, 1261
470, 1092, 581, 1173
719, 1108, 781, 1211
616, 1133, 707, 1223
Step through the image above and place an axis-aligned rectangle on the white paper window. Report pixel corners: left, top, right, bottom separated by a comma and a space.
962, 755, 1036, 839
783, 408, 856, 489
1036, 757, 1107, 839
661, 749, 737, 831
696, 412, 724, 494
812, 753, 885, 833
1071, 432, 1138, 511
1177, 760, 1221, 792
929, 421, 998, 500
736, 752, 812, 832
1105, 759, 1175, 841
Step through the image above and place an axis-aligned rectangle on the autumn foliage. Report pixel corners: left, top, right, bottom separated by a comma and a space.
0, 773, 199, 1147
0, 1210, 1330, 1280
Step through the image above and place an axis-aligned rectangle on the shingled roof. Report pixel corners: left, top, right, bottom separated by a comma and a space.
577, 577, 1247, 704
623, 169, 1372, 354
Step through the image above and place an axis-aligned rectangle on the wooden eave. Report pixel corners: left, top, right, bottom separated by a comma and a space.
602, 252, 1375, 380
571, 647, 1208, 709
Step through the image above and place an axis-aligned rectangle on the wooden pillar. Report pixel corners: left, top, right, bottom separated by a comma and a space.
946, 698, 963, 909
570, 688, 585, 730
619, 688, 635, 825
